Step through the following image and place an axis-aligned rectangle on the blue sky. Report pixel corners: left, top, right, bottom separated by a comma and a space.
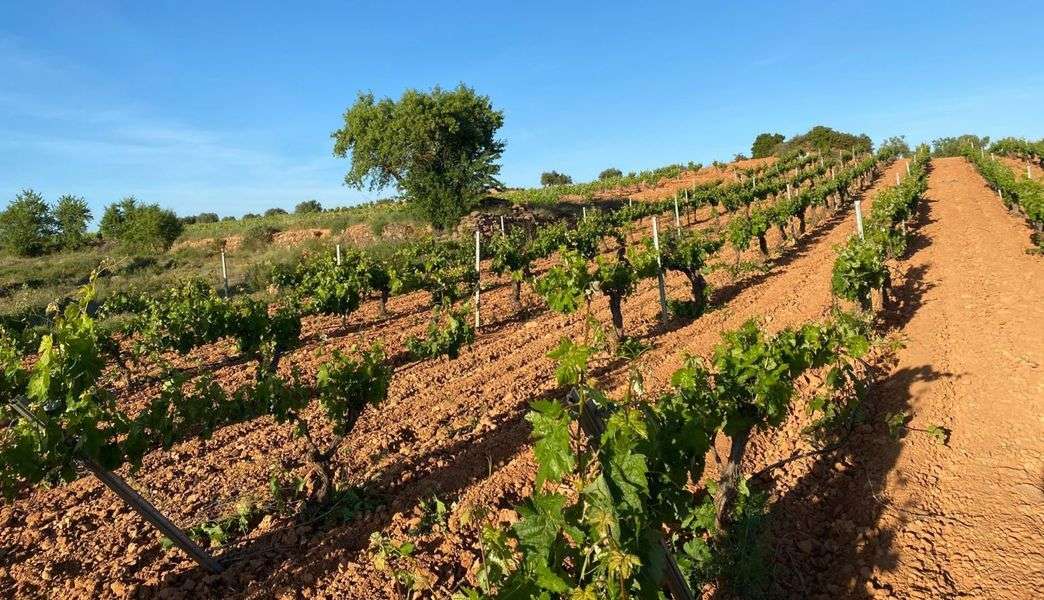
2, 1, 1042, 223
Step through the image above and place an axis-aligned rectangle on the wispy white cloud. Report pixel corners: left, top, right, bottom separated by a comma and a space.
0, 34, 369, 217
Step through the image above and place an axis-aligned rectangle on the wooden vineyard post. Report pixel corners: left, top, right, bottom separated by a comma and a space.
566, 389, 696, 600
582, 206, 587, 220
336, 243, 342, 266
8, 397, 224, 574
220, 250, 230, 297
1028, 165, 1033, 180
895, 173, 901, 186
500, 215, 506, 234
673, 194, 681, 232
651, 216, 670, 323
474, 229, 481, 329
906, 161, 911, 176
854, 199, 865, 239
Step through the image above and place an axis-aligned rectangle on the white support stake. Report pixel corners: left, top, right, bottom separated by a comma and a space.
651, 217, 669, 324
895, 173, 901, 186
220, 250, 229, 297
906, 161, 911, 176
1028, 165, 1033, 180
500, 215, 506, 234
673, 195, 681, 230
336, 244, 342, 266
582, 206, 587, 220
474, 229, 481, 328
854, 200, 864, 239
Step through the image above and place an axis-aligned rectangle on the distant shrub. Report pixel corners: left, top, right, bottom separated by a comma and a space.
325, 214, 353, 235
540, 171, 573, 186
221, 215, 236, 222
99, 197, 182, 251
598, 167, 623, 180
370, 214, 389, 237
196, 212, 220, 223
242, 223, 280, 250
242, 213, 261, 220
295, 200, 322, 214
264, 208, 288, 217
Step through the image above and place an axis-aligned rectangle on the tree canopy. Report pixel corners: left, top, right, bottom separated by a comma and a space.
332, 84, 505, 231
295, 200, 323, 214
99, 197, 182, 251
777, 125, 873, 155
53, 195, 92, 250
0, 189, 56, 256
598, 167, 623, 180
751, 132, 785, 158
878, 136, 912, 157
931, 134, 990, 157
540, 171, 572, 186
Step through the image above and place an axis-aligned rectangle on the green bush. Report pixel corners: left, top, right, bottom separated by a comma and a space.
100, 197, 183, 251
241, 224, 280, 250
295, 200, 322, 214
53, 195, 92, 251
264, 208, 288, 217
598, 167, 623, 180
0, 189, 56, 256
540, 171, 572, 186
751, 132, 785, 158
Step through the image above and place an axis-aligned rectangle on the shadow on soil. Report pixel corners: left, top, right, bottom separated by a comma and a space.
137, 386, 548, 598
136, 174, 904, 598
757, 191, 949, 599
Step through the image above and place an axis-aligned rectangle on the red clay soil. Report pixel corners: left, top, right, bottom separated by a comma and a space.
0, 160, 894, 600
843, 157, 1042, 598
998, 155, 1041, 181
621, 157, 776, 202
3, 158, 1040, 599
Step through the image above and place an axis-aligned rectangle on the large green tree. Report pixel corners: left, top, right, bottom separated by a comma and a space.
751, 132, 785, 158
53, 195, 92, 250
0, 189, 55, 256
332, 84, 505, 231
778, 125, 873, 154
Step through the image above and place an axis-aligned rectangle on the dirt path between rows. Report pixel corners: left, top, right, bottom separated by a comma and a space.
753, 158, 1043, 600
848, 157, 1044, 598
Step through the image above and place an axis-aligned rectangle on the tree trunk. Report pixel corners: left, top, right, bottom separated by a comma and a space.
714, 427, 752, 534
608, 294, 625, 348
378, 290, 389, 318
798, 208, 807, 234
512, 280, 523, 310
689, 273, 707, 316
776, 222, 787, 242
859, 291, 873, 313
757, 234, 769, 257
